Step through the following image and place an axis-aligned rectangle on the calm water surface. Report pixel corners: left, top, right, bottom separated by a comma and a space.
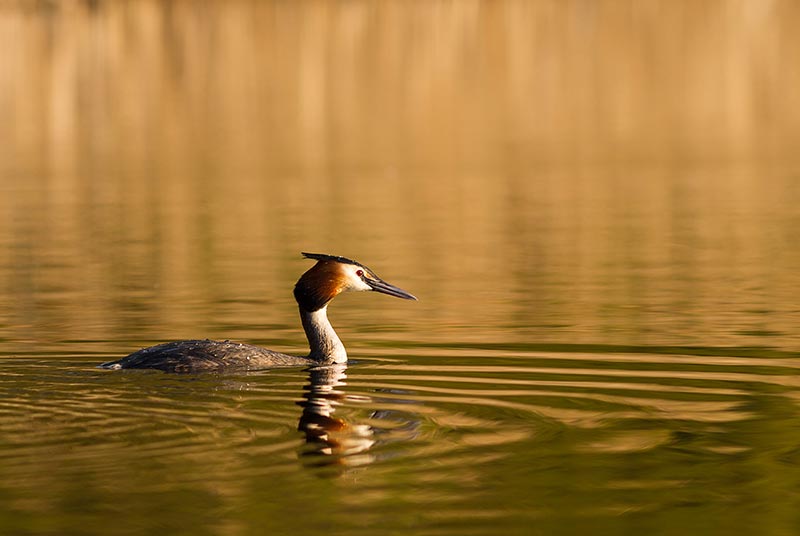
2, 1, 800, 535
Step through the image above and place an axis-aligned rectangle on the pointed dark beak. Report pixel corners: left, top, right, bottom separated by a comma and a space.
366, 277, 418, 301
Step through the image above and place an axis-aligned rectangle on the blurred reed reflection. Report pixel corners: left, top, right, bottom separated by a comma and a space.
4, 0, 800, 168
1, 0, 799, 355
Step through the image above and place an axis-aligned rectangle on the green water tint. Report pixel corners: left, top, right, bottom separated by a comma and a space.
1, 348, 799, 535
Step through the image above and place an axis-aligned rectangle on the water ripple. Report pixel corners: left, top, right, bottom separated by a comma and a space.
1, 346, 797, 530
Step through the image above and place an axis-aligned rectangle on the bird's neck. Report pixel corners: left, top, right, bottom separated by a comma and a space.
300, 306, 347, 364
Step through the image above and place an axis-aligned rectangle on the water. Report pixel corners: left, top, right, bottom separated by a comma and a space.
2, 1, 800, 535
5, 352, 800, 535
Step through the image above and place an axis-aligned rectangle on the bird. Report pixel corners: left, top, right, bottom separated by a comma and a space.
99, 252, 417, 373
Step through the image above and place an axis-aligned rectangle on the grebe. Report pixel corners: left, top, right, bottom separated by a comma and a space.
99, 253, 417, 373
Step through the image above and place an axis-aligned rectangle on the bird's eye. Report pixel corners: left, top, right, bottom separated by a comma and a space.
356, 269, 364, 277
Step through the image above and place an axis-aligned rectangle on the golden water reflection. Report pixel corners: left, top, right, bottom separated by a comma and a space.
1, 1, 800, 354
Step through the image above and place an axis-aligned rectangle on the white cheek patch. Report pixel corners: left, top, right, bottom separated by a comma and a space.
341, 265, 372, 292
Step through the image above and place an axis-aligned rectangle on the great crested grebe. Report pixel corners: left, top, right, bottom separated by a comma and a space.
99, 253, 417, 373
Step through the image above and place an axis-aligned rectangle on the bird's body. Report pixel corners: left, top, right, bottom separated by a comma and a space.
100, 253, 416, 373
108, 340, 308, 373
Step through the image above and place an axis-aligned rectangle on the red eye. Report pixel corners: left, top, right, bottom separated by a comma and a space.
356, 269, 364, 277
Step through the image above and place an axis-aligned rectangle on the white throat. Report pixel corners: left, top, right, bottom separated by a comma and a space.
300, 306, 347, 364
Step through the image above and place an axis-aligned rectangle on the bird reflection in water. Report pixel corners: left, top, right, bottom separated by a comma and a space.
297, 364, 376, 467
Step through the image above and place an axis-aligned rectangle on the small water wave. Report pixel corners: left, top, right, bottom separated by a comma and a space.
357, 347, 789, 429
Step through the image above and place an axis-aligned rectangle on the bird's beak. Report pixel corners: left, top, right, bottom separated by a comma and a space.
365, 277, 418, 301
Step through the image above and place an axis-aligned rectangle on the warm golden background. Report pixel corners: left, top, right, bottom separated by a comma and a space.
1, 0, 799, 353
3, 2, 800, 535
